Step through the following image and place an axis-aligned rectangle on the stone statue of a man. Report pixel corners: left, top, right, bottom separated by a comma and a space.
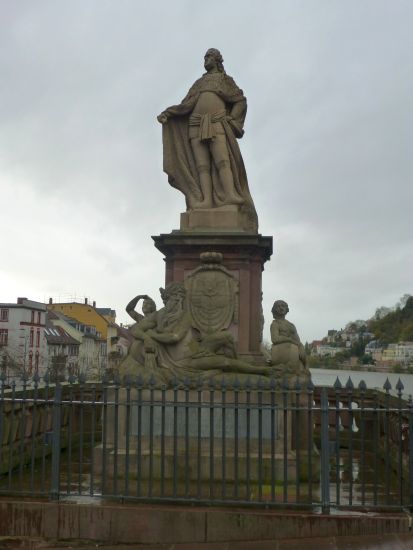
157, 48, 257, 231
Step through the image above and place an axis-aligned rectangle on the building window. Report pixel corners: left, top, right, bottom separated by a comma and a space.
35, 351, 39, 372
29, 329, 34, 347
0, 329, 8, 345
68, 345, 79, 356
37, 311, 41, 324
31, 311, 35, 323
0, 309, 9, 322
36, 330, 40, 348
28, 351, 33, 374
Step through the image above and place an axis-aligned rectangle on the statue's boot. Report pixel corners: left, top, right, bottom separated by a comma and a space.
218, 161, 244, 205
193, 170, 213, 209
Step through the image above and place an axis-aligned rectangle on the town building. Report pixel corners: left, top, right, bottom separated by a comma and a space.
0, 298, 47, 382
44, 321, 80, 380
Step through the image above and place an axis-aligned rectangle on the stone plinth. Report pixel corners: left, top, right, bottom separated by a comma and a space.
152, 232, 273, 363
94, 387, 315, 489
180, 206, 250, 233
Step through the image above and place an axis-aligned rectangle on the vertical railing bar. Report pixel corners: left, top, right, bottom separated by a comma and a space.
7, 382, 16, 490
258, 384, 263, 501
320, 387, 330, 514
136, 382, 142, 497
40, 382, 50, 494
408, 395, 413, 512
197, 383, 202, 499
270, 383, 276, 502
89, 384, 96, 497
184, 382, 189, 498
112, 383, 119, 497
101, 384, 108, 496
307, 385, 313, 504
360, 389, 366, 506
173, 384, 178, 498
397, 389, 403, 507
124, 384, 131, 497
246, 383, 251, 501
160, 385, 166, 497
282, 387, 288, 504
221, 383, 226, 500
78, 382, 85, 496
29, 379, 39, 493
334, 387, 341, 507
385, 390, 390, 504
0, 377, 5, 489
18, 378, 28, 492
50, 384, 62, 501
373, 391, 378, 506
348, 388, 353, 507
234, 383, 239, 499
209, 383, 215, 499
148, 382, 154, 498
66, 383, 74, 496
295, 385, 300, 502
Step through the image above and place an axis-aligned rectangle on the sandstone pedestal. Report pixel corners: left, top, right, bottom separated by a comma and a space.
152, 231, 273, 364
180, 206, 251, 233
94, 387, 317, 496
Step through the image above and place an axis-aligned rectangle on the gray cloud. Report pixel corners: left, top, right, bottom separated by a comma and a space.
1, 0, 412, 342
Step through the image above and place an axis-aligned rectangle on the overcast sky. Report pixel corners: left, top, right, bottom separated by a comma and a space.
1, 0, 412, 343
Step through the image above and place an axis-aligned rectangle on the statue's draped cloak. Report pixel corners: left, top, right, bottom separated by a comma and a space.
161, 73, 258, 232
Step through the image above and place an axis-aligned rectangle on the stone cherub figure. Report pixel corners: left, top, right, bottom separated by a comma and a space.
270, 300, 307, 373
157, 48, 257, 231
126, 294, 157, 323
119, 282, 192, 378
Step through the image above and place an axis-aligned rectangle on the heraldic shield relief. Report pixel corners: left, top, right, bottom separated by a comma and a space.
186, 252, 239, 335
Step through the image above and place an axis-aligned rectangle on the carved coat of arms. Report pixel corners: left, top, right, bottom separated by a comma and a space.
185, 252, 238, 335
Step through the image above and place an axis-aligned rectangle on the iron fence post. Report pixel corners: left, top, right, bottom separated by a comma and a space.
50, 384, 62, 501
409, 396, 413, 512
320, 386, 330, 514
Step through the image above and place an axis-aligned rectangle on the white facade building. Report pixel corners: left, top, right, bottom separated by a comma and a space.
0, 298, 47, 382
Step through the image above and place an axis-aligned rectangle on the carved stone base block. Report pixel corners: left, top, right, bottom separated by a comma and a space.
93, 388, 319, 489
152, 232, 273, 363
180, 206, 249, 232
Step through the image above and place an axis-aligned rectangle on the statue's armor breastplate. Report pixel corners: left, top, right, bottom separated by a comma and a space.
193, 91, 226, 114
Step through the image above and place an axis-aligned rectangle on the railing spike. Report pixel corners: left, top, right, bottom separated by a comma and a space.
383, 377, 392, 392
345, 376, 354, 390
333, 377, 342, 390
358, 379, 367, 392
269, 376, 277, 390
282, 378, 290, 391
123, 374, 132, 386
396, 378, 404, 392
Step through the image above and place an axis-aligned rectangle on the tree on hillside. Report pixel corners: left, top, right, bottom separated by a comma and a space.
369, 295, 413, 344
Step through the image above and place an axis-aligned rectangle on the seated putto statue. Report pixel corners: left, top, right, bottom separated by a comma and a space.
270, 300, 308, 377
157, 48, 257, 232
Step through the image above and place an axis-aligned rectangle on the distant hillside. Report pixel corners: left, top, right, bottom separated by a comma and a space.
368, 296, 413, 344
